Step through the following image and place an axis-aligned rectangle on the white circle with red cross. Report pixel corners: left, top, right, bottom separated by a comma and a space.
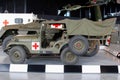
32, 42, 40, 50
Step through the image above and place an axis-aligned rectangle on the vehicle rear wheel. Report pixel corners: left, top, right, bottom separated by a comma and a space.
60, 47, 79, 65
84, 40, 99, 57
69, 35, 89, 56
2, 35, 13, 51
9, 46, 26, 64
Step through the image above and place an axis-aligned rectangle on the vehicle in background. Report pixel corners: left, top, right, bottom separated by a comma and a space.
0, 13, 39, 50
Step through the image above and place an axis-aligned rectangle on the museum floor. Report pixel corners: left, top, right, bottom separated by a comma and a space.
0, 72, 120, 80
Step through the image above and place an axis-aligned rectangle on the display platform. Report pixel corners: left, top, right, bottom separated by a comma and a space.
0, 64, 120, 73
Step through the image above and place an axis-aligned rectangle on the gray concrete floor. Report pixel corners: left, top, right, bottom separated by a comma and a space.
0, 72, 120, 80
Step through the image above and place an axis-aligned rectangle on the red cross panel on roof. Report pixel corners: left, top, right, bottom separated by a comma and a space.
32, 42, 40, 50
51, 24, 63, 29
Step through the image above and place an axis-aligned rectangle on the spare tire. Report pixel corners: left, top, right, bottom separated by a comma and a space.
84, 41, 99, 57
69, 35, 89, 56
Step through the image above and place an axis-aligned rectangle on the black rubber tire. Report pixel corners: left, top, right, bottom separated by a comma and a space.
2, 35, 13, 50
9, 46, 26, 64
60, 47, 79, 65
84, 43, 99, 57
69, 35, 89, 56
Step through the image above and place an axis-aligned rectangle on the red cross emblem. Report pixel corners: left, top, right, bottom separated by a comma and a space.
51, 24, 62, 29
3, 20, 9, 26
32, 42, 40, 50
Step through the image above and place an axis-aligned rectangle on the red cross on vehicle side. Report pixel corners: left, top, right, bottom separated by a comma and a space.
32, 42, 40, 50
3, 20, 9, 26
33, 43, 39, 50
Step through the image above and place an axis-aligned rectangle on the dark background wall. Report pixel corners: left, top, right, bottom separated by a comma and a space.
0, 0, 120, 20
0, 0, 25, 13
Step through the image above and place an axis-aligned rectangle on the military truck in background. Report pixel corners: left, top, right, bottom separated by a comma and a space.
4, 18, 116, 64
0, 13, 39, 50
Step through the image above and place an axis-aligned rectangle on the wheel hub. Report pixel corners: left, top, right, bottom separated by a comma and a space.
66, 52, 75, 61
13, 51, 21, 60
73, 41, 84, 50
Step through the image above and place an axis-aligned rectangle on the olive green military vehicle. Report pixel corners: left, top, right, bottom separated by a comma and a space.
4, 18, 116, 64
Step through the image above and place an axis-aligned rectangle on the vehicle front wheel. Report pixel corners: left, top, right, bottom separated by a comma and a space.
60, 47, 79, 65
9, 46, 27, 64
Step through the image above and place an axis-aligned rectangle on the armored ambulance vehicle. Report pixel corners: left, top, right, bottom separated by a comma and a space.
0, 13, 38, 50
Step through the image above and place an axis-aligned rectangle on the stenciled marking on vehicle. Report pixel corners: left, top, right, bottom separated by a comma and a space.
3, 19, 9, 26
51, 24, 63, 29
31, 42, 40, 50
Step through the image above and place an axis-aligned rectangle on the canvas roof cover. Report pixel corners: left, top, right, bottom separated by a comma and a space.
46, 18, 116, 36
